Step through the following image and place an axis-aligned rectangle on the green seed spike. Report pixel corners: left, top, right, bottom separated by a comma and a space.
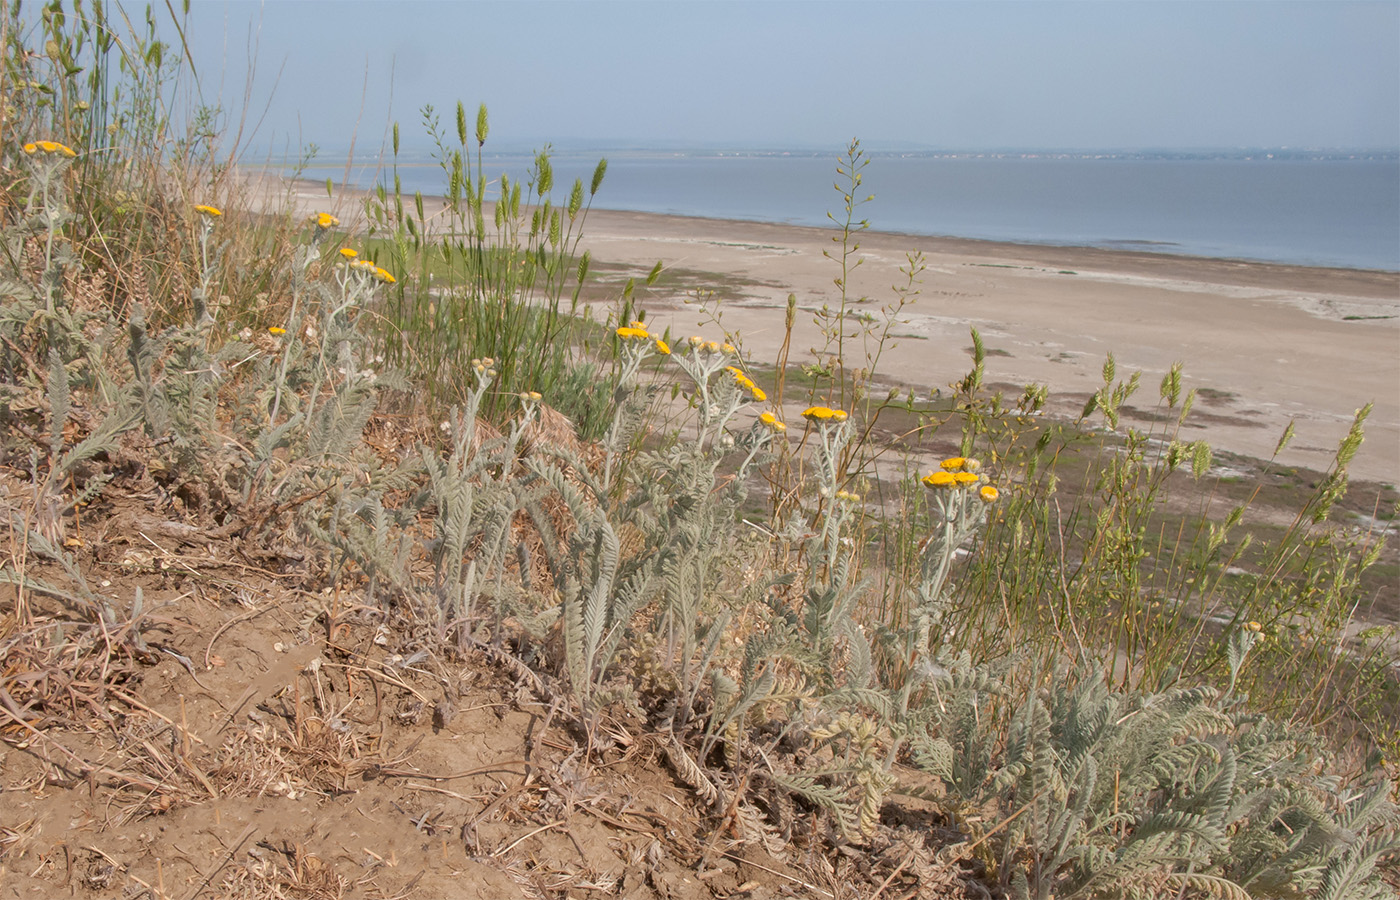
646, 260, 663, 286
577, 250, 590, 284
1102, 352, 1116, 385
1274, 419, 1296, 456
393, 122, 399, 156
475, 103, 488, 146
568, 179, 583, 219
536, 151, 553, 195
1160, 361, 1182, 407
325, 177, 332, 198
591, 158, 608, 196
1191, 440, 1212, 479
456, 100, 467, 146
1336, 403, 1371, 470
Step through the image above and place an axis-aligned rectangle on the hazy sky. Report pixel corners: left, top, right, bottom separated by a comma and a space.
164, 1, 1398, 154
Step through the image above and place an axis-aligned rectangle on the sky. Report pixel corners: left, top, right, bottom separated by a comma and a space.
153, 1, 1400, 155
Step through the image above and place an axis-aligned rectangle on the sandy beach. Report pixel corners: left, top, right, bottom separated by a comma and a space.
253, 175, 1400, 485
579, 208, 1400, 485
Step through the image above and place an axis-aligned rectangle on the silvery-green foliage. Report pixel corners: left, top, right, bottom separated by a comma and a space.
624, 430, 770, 725
419, 386, 543, 627
911, 647, 1398, 899
541, 453, 660, 720
786, 415, 873, 688
304, 478, 418, 610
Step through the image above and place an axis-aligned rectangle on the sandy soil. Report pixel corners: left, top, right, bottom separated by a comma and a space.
249, 173, 1400, 486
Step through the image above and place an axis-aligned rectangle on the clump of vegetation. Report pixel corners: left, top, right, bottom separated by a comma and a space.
1, 4, 1395, 898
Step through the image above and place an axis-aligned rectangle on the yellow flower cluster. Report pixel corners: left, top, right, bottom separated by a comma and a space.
23, 140, 77, 158
519, 391, 543, 402
195, 204, 222, 218
724, 366, 767, 402
615, 322, 670, 355
268, 326, 287, 336
759, 411, 786, 432
834, 489, 861, 503
338, 249, 395, 284
802, 406, 849, 423
313, 212, 340, 229
922, 457, 998, 502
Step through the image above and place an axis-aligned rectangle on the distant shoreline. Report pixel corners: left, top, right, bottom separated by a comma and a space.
261, 152, 1400, 273
248, 170, 1400, 290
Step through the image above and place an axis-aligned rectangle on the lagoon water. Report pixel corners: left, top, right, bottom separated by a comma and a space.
312, 150, 1400, 272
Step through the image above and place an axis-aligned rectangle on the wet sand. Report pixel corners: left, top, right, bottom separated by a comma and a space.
247, 173, 1400, 485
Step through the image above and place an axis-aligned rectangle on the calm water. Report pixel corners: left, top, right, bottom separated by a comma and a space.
312, 150, 1400, 271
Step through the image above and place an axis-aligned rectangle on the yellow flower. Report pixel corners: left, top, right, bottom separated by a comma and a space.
954, 472, 981, 485
1245, 620, 1262, 633
940, 457, 967, 471
22, 142, 38, 155
802, 406, 836, 421
759, 411, 786, 432
195, 204, 222, 217
654, 338, 671, 355
922, 471, 957, 489
688, 335, 704, 347
268, 326, 287, 336
616, 326, 651, 340
374, 266, 396, 284
750, 386, 767, 402
706, 341, 721, 353
722, 343, 736, 354
831, 410, 848, 422
314, 212, 340, 229
339, 247, 358, 260
979, 485, 999, 503
34, 140, 76, 157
